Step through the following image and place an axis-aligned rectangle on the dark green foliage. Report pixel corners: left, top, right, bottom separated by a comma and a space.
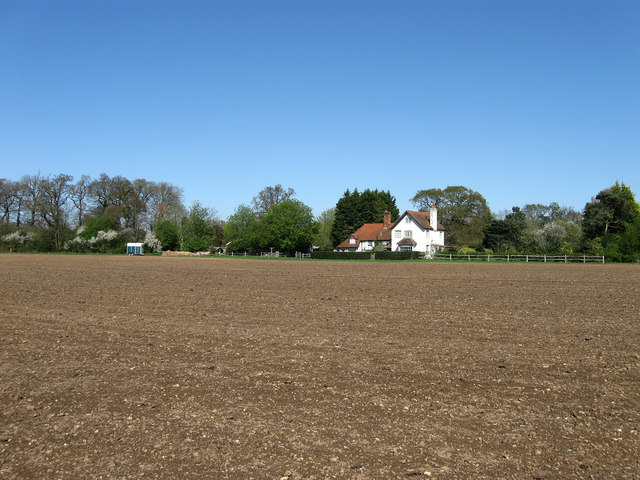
313, 208, 335, 251
482, 207, 526, 252
80, 215, 117, 240
224, 204, 266, 254
582, 182, 640, 262
181, 202, 217, 252
601, 217, 640, 263
311, 251, 373, 260
154, 219, 180, 251
262, 200, 319, 254
373, 250, 422, 260
330, 189, 399, 247
617, 216, 640, 262
311, 251, 421, 260
583, 182, 640, 239
225, 200, 318, 255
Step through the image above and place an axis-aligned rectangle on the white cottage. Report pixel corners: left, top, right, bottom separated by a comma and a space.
390, 206, 445, 258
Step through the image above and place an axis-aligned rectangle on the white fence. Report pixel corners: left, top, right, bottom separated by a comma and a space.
261, 251, 282, 258
433, 254, 605, 264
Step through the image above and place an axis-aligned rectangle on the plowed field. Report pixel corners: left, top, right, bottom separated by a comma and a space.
1, 254, 639, 479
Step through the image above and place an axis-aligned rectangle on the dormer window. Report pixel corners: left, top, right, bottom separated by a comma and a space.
349, 238, 356, 245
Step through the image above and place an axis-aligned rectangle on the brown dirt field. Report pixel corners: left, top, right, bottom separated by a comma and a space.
1, 254, 639, 479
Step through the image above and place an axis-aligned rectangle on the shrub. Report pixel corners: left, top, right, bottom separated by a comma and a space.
144, 231, 163, 253
0, 230, 36, 252
374, 251, 422, 260
311, 251, 371, 260
310, 251, 422, 260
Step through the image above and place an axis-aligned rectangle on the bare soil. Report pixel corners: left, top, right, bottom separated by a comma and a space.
1, 254, 639, 479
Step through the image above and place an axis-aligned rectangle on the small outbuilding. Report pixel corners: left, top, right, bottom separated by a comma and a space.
126, 243, 144, 256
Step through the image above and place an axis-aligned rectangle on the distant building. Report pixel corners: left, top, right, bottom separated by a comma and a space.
126, 243, 144, 255
390, 206, 445, 258
335, 206, 445, 258
335, 211, 393, 252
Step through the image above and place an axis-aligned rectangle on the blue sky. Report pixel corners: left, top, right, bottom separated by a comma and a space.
1, 0, 639, 219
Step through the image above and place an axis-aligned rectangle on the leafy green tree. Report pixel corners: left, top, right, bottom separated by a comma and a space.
583, 182, 640, 239
79, 215, 117, 240
582, 182, 640, 262
616, 216, 640, 262
180, 202, 217, 252
330, 189, 399, 247
411, 186, 491, 246
224, 204, 265, 253
154, 219, 180, 251
262, 200, 319, 254
482, 208, 525, 252
313, 208, 335, 251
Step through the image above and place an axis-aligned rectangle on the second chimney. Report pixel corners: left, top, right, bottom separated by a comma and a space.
383, 210, 391, 228
430, 205, 438, 230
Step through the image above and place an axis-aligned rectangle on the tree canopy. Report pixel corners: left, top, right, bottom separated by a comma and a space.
582, 182, 640, 262
583, 182, 640, 239
330, 189, 399, 247
262, 200, 318, 254
251, 184, 296, 214
482, 207, 526, 252
225, 200, 317, 254
313, 208, 335, 251
411, 186, 491, 246
2, 171, 639, 262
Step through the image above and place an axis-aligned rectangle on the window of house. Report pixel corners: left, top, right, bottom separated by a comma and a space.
405, 216, 411, 223
349, 238, 356, 245
404, 230, 412, 238
394, 230, 401, 238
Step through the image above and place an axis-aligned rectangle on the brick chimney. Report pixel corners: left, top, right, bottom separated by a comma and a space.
383, 210, 391, 229
430, 205, 438, 230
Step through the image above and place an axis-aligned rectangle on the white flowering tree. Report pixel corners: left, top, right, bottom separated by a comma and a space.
143, 231, 162, 253
1, 230, 36, 252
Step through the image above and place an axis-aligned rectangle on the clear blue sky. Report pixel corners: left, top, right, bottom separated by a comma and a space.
1, 0, 639, 219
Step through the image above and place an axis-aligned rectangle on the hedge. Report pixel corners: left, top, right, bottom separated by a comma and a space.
374, 250, 422, 260
311, 251, 423, 260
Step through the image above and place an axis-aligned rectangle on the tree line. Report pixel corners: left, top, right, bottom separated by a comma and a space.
411, 183, 639, 262
1, 173, 639, 261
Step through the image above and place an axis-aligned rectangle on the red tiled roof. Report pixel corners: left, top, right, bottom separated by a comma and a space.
336, 234, 359, 250
336, 222, 392, 249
